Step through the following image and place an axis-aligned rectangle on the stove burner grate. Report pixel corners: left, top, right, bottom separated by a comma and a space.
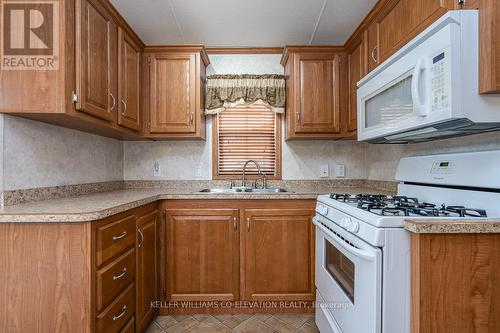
328, 193, 488, 217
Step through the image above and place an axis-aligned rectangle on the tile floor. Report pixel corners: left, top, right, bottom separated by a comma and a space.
145, 313, 318, 333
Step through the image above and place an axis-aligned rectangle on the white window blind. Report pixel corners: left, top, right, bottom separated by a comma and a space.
216, 106, 279, 177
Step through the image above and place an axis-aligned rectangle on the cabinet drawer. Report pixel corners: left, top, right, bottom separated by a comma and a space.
97, 247, 136, 312
96, 283, 135, 333
120, 317, 135, 333
96, 215, 135, 266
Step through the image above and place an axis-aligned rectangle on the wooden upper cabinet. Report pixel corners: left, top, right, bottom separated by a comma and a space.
76, 0, 117, 122
346, 32, 368, 133
150, 54, 196, 133
135, 210, 158, 333
143, 46, 209, 139
243, 208, 315, 301
366, 0, 456, 69
0, 0, 146, 140
478, 0, 500, 93
165, 209, 240, 301
281, 47, 347, 140
118, 28, 141, 132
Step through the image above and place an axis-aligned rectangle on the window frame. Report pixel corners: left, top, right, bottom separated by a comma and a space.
211, 108, 282, 180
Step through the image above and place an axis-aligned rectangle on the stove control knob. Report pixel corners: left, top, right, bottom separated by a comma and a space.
316, 204, 328, 215
340, 218, 349, 229
347, 220, 359, 233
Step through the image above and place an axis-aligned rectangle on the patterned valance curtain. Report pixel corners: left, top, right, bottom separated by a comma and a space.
205, 74, 286, 115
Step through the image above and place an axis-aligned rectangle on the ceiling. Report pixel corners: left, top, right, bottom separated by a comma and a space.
110, 0, 378, 47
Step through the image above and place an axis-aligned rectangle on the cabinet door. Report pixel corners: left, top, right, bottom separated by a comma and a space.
293, 53, 341, 135
243, 209, 315, 301
136, 210, 158, 333
367, 23, 379, 72
76, 0, 117, 121
166, 209, 239, 301
149, 54, 197, 134
118, 28, 141, 132
347, 33, 368, 133
369, 0, 453, 66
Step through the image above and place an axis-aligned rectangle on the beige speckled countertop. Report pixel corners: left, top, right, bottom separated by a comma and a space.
0, 186, 390, 223
405, 219, 500, 233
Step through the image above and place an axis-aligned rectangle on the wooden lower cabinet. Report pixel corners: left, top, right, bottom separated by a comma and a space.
411, 233, 500, 333
135, 210, 159, 333
0, 202, 158, 333
165, 209, 240, 301
93, 203, 158, 333
243, 209, 315, 301
162, 200, 316, 307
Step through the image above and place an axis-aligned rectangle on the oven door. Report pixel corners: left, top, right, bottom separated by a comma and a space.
314, 216, 382, 333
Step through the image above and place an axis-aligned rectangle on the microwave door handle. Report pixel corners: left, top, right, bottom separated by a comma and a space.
411, 58, 429, 117
313, 217, 378, 262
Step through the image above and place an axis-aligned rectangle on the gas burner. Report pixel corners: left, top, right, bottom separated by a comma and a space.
328, 193, 488, 217
381, 207, 410, 216
445, 206, 487, 218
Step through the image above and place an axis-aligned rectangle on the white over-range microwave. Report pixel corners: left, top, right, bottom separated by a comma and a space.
357, 10, 500, 143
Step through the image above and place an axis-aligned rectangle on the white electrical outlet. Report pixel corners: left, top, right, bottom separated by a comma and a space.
319, 164, 329, 178
194, 166, 202, 179
153, 161, 161, 177
335, 164, 346, 178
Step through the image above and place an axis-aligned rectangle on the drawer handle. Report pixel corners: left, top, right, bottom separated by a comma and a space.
112, 267, 127, 281
112, 305, 127, 321
112, 231, 127, 241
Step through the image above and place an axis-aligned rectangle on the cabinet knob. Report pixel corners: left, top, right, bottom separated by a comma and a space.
246, 217, 251, 232
233, 217, 238, 231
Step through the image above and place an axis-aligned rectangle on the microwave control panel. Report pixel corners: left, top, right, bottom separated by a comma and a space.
430, 49, 450, 112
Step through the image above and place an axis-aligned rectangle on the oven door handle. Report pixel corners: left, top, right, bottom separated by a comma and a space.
313, 217, 378, 262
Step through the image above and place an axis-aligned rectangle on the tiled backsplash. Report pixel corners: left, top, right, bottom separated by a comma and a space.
0, 115, 123, 191
3, 54, 500, 197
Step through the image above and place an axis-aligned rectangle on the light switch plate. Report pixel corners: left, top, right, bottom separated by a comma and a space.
319, 164, 329, 178
153, 161, 161, 177
335, 164, 346, 178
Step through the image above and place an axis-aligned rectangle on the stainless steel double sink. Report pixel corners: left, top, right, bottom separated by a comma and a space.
198, 188, 289, 194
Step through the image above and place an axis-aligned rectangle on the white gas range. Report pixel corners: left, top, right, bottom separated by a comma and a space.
313, 150, 500, 333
